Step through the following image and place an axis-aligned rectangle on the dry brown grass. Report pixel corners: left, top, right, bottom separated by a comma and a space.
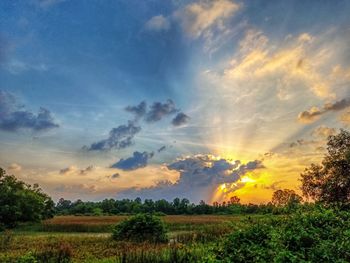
40, 215, 241, 233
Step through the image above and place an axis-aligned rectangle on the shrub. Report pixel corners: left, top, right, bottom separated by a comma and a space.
112, 214, 168, 243
17, 252, 38, 263
215, 208, 350, 262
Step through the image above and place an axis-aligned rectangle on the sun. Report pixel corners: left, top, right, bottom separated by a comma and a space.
240, 175, 256, 183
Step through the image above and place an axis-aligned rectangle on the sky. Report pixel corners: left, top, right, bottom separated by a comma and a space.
1, 0, 350, 204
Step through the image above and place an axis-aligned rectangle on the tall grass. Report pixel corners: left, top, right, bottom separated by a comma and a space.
38, 215, 241, 233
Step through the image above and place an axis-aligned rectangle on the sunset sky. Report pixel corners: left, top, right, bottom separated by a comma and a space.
1, 0, 350, 203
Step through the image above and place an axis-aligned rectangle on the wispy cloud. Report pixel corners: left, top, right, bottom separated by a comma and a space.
145, 15, 171, 32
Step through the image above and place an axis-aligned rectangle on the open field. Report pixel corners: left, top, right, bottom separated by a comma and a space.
0, 215, 247, 262
39, 215, 243, 232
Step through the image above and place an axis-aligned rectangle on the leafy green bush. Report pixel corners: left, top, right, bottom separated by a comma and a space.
112, 214, 168, 243
215, 208, 350, 262
0, 168, 54, 228
17, 252, 38, 263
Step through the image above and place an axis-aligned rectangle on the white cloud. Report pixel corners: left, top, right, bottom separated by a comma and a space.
145, 15, 171, 32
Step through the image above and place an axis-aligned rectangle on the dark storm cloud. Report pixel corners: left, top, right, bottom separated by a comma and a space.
145, 99, 178, 123
117, 155, 264, 202
111, 151, 154, 171
125, 101, 147, 120
172, 112, 190, 126
0, 90, 59, 132
85, 121, 141, 151
298, 97, 350, 123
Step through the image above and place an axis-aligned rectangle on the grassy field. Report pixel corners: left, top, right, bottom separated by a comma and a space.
0, 215, 251, 262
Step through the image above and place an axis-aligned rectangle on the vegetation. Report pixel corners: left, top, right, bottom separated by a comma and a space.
215, 208, 350, 262
55, 196, 284, 217
0, 168, 54, 228
112, 214, 168, 243
301, 129, 350, 205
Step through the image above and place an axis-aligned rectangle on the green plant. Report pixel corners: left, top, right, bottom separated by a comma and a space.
112, 213, 168, 243
215, 208, 350, 262
17, 252, 38, 263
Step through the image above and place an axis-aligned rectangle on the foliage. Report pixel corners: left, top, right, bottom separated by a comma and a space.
271, 189, 302, 213
55, 196, 279, 216
215, 207, 350, 262
301, 129, 350, 205
17, 252, 38, 263
112, 214, 168, 243
0, 168, 55, 228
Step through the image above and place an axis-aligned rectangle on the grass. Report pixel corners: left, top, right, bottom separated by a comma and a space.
1, 215, 244, 262
16, 214, 243, 233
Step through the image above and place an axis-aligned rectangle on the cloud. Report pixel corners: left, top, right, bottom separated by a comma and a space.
289, 139, 319, 148
117, 155, 264, 202
340, 110, 350, 125
111, 173, 120, 179
145, 99, 178, 123
59, 166, 77, 175
111, 151, 154, 171
59, 165, 95, 176
80, 165, 94, 175
297, 107, 323, 123
145, 15, 171, 32
175, 0, 240, 38
85, 121, 141, 151
172, 112, 190, 126
54, 183, 97, 194
0, 90, 59, 132
324, 98, 350, 111
221, 30, 336, 99
8, 163, 22, 172
157, 145, 166, 153
311, 125, 336, 138
125, 101, 147, 120
298, 98, 350, 123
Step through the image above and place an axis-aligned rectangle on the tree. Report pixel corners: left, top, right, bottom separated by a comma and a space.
0, 168, 54, 228
112, 213, 168, 243
301, 129, 350, 205
271, 189, 302, 207
229, 196, 241, 205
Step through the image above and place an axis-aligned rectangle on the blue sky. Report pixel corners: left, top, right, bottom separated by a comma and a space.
1, 0, 350, 203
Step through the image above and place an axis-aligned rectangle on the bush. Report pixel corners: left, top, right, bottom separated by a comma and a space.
17, 252, 38, 263
215, 208, 350, 262
0, 168, 54, 228
112, 214, 168, 243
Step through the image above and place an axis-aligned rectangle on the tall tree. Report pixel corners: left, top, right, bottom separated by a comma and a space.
301, 129, 350, 205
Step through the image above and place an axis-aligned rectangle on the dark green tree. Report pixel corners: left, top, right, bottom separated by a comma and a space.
301, 129, 350, 205
0, 168, 54, 228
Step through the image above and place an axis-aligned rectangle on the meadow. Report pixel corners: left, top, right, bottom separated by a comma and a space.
0, 215, 246, 262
